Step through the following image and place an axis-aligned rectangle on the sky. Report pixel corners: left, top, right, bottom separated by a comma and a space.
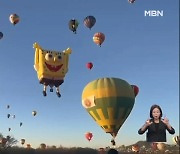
0, 0, 179, 149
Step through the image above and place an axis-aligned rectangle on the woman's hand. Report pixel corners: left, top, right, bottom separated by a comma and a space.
145, 119, 153, 126
161, 117, 169, 125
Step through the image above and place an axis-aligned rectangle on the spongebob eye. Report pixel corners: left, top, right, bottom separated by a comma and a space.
54, 55, 62, 62
45, 53, 53, 61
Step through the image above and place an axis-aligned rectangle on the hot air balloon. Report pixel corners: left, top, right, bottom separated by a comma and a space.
32, 111, 37, 116
9, 14, 20, 25
0, 32, 3, 40
84, 16, 96, 30
8, 128, 11, 131
0, 138, 7, 145
131, 85, 139, 97
26, 144, 31, 149
157, 142, 165, 151
132, 144, 140, 153
82, 78, 137, 140
86, 62, 93, 70
7, 114, 11, 118
21, 139, 25, 145
20, 122, 23, 127
128, 0, 136, 3
93, 32, 105, 47
7, 105, 10, 109
85, 132, 93, 141
12, 115, 15, 119
69, 19, 79, 34
151, 142, 158, 151
40, 143, 46, 149
172, 136, 180, 146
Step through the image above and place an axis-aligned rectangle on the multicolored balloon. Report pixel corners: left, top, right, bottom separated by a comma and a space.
82, 77, 137, 138
85, 132, 93, 141
172, 136, 180, 146
32, 111, 37, 116
9, 14, 20, 25
84, 16, 96, 30
69, 19, 79, 34
93, 32, 105, 47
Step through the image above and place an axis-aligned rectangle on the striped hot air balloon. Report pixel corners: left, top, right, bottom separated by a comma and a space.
172, 136, 180, 146
93, 32, 105, 47
82, 77, 136, 138
84, 16, 96, 30
132, 144, 140, 153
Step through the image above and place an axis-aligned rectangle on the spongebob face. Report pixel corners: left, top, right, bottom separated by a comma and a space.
33, 43, 72, 81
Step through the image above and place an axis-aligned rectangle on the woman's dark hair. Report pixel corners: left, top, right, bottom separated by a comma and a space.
150, 104, 163, 119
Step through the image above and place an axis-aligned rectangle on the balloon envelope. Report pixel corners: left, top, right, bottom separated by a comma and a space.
9, 14, 20, 25
93, 32, 105, 46
84, 16, 96, 29
69, 19, 79, 33
128, 0, 136, 3
82, 77, 136, 138
85, 132, 93, 141
0, 32, 3, 39
86, 62, 93, 70
172, 136, 180, 146
21, 139, 25, 145
131, 85, 139, 97
32, 111, 37, 116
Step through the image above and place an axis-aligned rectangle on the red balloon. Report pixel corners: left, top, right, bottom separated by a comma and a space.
131, 85, 139, 97
86, 62, 93, 70
85, 132, 93, 141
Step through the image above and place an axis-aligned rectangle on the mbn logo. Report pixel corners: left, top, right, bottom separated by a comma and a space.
144, 10, 163, 17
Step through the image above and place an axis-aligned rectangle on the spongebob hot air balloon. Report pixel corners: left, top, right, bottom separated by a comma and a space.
33, 42, 72, 97
82, 77, 138, 144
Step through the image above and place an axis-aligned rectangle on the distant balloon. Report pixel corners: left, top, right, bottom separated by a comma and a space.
7, 114, 11, 118
132, 144, 139, 152
128, 0, 136, 3
172, 136, 180, 146
20, 122, 23, 127
157, 143, 165, 151
0, 138, 7, 145
40, 143, 46, 149
9, 14, 20, 25
12, 115, 15, 119
21, 139, 25, 145
0, 32, 3, 39
7, 105, 10, 109
84, 16, 96, 30
8, 128, 11, 131
131, 85, 139, 97
86, 62, 93, 70
69, 19, 79, 34
26, 144, 31, 148
85, 132, 93, 141
93, 32, 105, 47
32, 111, 37, 116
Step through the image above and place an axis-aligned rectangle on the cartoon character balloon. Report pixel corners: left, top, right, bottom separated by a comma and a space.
33, 42, 72, 97
85, 132, 93, 141
69, 19, 79, 34
82, 77, 137, 140
93, 32, 105, 47
86, 62, 93, 70
9, 14, 20, 25
84, 16, 96, 30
